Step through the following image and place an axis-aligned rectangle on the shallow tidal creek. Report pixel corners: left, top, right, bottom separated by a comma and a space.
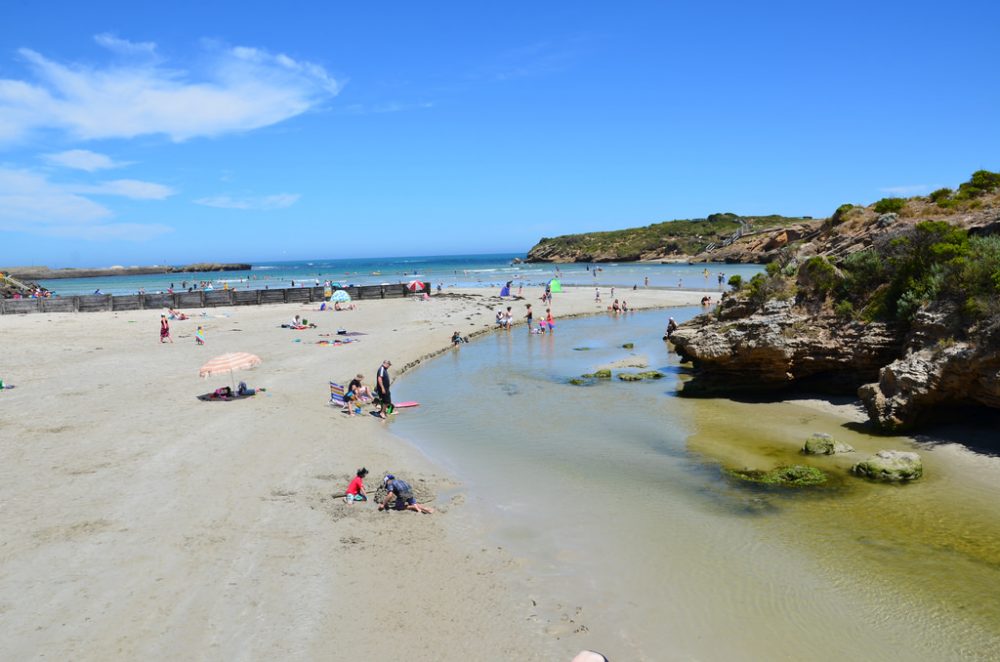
393, 307, 1000, 660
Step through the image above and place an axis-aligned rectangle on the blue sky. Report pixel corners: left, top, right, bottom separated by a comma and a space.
1, 1, 997, 267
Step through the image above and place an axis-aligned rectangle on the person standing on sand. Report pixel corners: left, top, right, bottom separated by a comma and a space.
378, 474, 434, 513
159, 315, 173, 343
376, 360, 393, 419
195, 325, 206, 345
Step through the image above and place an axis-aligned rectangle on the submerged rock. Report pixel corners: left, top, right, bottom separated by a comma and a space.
568, 378, 590, 386
851, 450, 923, 481
802, 432, 854, 455
617, 370, 664, 382
622, 342, 635, 349
582, 369, 612, 379
725, 465, 828, 487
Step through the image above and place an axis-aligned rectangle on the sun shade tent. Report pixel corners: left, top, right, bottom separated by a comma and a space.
330, 290, 351, 302
548, 278, 562, 293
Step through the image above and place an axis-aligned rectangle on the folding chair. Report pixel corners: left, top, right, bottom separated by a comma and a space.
329, 382, 347, 409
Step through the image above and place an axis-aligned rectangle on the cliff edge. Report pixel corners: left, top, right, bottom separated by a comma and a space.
670, 170, 1000, 431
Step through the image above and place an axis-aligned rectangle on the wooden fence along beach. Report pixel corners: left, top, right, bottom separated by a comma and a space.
0, 283, 426, 315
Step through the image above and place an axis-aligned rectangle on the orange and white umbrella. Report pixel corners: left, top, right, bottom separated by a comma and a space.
199, 352, 262, 379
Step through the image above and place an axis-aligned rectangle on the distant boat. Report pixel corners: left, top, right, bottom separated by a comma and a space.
371, 271, 381, 275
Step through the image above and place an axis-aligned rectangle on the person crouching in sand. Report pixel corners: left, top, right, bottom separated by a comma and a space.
344, 467, 368, 503
377, 474, 434, 513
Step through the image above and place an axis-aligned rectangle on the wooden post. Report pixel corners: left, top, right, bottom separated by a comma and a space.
256, 289, 262, 305
200, 291, 206, 307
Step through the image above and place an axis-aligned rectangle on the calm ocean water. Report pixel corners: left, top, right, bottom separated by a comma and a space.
37, 253, 765, 296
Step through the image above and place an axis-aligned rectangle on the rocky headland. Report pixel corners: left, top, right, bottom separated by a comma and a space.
1, 263, 253, 281
669, 170, 1000, 432
526, 213, 821, 263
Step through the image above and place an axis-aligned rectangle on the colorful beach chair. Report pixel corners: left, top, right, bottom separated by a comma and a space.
329, 382, 347, 408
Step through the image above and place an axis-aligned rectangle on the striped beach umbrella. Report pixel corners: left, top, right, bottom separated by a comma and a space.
407, 280, 425, 292
199, 352, 262, 379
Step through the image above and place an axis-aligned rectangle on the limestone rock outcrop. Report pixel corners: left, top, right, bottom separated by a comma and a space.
670, 299, 901, 394
802, 433, 854, 455
851, 450, 923, 481
858, 335, 1000, 432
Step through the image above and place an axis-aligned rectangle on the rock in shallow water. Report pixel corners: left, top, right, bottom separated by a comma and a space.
851, 450, 923, 481
802, 432, 854, 455
725, 465, 828, 487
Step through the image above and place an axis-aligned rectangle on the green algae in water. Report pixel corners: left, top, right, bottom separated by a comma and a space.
582, 369, 612, 379
725, 464, 828, 487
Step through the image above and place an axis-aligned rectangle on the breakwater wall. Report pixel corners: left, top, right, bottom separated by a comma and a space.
0, 283, 427, 315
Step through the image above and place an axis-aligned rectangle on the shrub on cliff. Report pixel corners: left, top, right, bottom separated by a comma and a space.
873, 197, 906, 214
833, 221, 1000, 327
830, 203, 855, 225
728, 274, 743, 290
928, 188, 953, 204
797, 256, 840, 294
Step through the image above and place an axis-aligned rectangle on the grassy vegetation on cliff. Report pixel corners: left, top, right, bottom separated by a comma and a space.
726, 170, 1000, 331
529, 213, 813, 261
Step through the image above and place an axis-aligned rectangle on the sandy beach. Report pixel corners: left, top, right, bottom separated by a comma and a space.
0, 286, 712, 661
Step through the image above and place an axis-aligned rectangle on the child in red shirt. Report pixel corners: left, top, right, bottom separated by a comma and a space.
345, 467, 369, 503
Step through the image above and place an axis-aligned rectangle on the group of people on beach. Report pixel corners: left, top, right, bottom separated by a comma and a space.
339, 360, 394, 420
491, 302, 555, 334
159, 313, 205, 344
342, 467, 434, 514
609, 299, 629, 314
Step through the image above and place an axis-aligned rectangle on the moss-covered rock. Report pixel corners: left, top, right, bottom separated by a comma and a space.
725, 465, 828, 487
617, 373, 644, 381
622, 342, 635, 349
568, 378, 589, 386
582, 369, 612, 379
637, 371, 664, 379
851, 450, 922, 481
802, 432, 854, 455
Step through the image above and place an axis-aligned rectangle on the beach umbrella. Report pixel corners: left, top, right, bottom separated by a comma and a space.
330, 289, 352, 302
406, 280, 426, 292
199, 352, 262, 386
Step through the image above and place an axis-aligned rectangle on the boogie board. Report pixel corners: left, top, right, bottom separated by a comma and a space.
394, 401, 420, 408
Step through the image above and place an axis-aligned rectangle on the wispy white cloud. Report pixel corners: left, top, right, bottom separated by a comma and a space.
43, 149, 128, 171
71, 179, 175, 200
194, 193, 300, 210
0, 37, 340, 144
0, 167, 172, 240
94, 33, 157, 57
880, 184, 929, 196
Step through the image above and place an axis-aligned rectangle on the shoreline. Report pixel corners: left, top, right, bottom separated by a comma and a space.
0, 285, 711, 660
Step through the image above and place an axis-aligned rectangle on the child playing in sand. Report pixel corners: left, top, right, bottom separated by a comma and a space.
345, 467, 369, 503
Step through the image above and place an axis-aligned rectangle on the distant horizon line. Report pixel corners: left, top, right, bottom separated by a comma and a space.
3, 250, 530, 271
